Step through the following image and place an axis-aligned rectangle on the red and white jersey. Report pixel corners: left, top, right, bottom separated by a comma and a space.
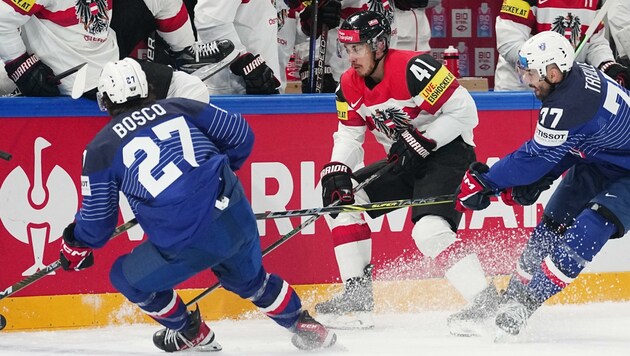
140, 0, 195, 52
495, 0, 614, 91
333, 50, 478, 169
0, 0, 118, 94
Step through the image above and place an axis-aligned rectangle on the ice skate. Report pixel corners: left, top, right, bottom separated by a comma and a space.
447, 285, 501, 337
291, 310, 337, 350
315, 264, 374, 329
153, 306, 222, 352
175, 39, 239, 77
494, 292, 540, 340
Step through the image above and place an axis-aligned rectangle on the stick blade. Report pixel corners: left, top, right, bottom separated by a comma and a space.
71, 63, 88, 99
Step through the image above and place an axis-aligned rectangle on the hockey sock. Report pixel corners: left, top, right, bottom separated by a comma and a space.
331, 223, 372, 281
515, 216, 566, 283
141, 290, 190, 330
250, 272, 303, 329
524, 209, 616, 304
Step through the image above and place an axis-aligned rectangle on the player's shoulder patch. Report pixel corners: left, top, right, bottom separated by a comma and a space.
406, 54, 457, 106
8, 0, 36, 13
533, 123, 569, 147
81, 175, 92, 196
500, 0, 531, 19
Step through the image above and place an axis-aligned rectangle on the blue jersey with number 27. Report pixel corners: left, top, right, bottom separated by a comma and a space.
73, 98, 254, 249
484, 62, 630, 189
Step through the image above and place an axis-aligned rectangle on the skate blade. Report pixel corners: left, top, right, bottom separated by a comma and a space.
195, 339, 222, 352
448, 318, 494, 337
190, 51, 241, 81
318, 312, 374, 330
493, 328, 519, 343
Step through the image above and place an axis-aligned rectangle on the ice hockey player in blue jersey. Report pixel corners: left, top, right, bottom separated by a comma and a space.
452, 31, 630, 337
58, 58, 336, 352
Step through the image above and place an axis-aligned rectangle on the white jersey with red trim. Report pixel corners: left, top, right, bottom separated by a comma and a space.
495, 0, 614, 91
0, 0, 118, 95
142, 0, 195, 52
333, 50, 478, 169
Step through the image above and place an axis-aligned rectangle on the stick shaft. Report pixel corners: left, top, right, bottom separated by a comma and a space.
255, 195, 455, 219
186, 163, 394, 306
575, 0, 615, 56
0, 218, 138, 300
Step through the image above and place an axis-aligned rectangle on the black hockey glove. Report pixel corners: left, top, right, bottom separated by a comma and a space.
59, 223, 94, 272
284, 0, 304, 10
600, 61, 630, 89
387, 129, 436, 174
321, 162, 354, 218
300, 0, 342, 38
5, 53, 60, 97
299, 60, 337, 93
393, 0, 429, 11
500, 175, 555, 206
455, 162, 495, 212
230, 53, 280, 94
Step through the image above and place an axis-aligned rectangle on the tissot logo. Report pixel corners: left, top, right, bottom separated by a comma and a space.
534, 124, 568, 147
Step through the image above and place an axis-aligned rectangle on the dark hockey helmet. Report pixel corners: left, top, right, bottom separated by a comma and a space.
338, 10, 391, 52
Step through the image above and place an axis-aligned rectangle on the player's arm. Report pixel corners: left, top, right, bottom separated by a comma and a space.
496, 0, 535, 66
143, 0, 194, 52
329, 82, 367, 170
406, 53, 478, 149
72, 148, 122, 249
189, 101, 255, 171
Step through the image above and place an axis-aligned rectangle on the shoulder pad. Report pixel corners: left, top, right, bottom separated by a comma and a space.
406, 54, 457, 105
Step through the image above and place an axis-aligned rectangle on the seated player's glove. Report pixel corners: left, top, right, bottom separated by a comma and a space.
230, 53, 280, 94
300, 0, 342, 38
600, 61, 630, 89
321, 162, 354, 218
387, 129, 436, 174
393, 0, 429, 11
500, 175, 555, 206
455, 162, 495, 212
60, 223, 94, 271
5, 53, 60, 96
299, 60, 337, 93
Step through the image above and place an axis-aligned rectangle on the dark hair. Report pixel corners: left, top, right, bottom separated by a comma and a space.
104, 83, 157, 116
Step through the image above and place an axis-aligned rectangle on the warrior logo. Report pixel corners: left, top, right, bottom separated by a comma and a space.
371, 107, 411, 139
551, 13, 582, 48
75, 0, 109, 35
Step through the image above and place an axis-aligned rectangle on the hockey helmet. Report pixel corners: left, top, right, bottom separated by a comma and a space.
338, 10, 391, 52
517, 31, 574, 83
97, 58, 148, 111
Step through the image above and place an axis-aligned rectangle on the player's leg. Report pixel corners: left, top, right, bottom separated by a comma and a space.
315, 160, 411, 328
213, 198, 336, 350
495, 173, 630, 336
109, 241, 221, 352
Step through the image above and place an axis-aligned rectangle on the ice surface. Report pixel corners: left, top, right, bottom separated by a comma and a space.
0, 302, 629, 355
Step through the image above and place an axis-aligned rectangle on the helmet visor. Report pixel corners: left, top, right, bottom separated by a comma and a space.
516, 55, 542, 86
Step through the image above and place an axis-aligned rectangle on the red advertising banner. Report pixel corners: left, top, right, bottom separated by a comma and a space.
0, 108, 539, 297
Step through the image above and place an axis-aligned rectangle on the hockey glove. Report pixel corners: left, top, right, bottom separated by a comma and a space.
230, 53, 280, 94
600, 61, 630, 89
5, 53, 60, 97
387, 129, 436, 174
60, 223, 94, 271
500, 175, 555, 206
284, 0, 304, 10
393, 0, 429, 11
455, 162, 495, 212
300, 0, 342, 38
321, 162, 354, 218
299, 60, 337, 93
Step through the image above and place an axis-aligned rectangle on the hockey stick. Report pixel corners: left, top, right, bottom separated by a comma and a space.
307, 0, 320, 93
255, 194, 455, 220
185, 162, 395, 307
575, 0, 615, 56
0, 150, 11, 161
0, 218, 138, 302
188, 49, 241, 82
315, 24, 329, 93
2, 62, 88, 98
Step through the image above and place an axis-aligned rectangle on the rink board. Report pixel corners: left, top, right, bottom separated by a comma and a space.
1, 92, 629, 331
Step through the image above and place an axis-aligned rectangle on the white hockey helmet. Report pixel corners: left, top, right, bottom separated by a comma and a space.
517, 31, 574, 82
97, 58, 148, 111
